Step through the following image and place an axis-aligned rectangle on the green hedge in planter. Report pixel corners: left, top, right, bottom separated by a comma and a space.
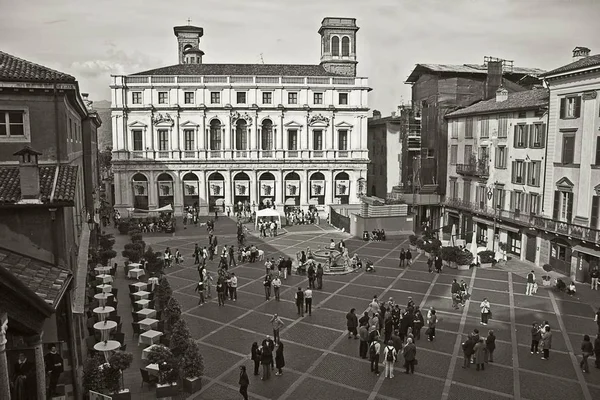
478, 250, 495, 264
170, 319, 192, 358
543, 264, 552, 273
144, 247, 165, 276
416, 238, 424, 249
108, 351, 134, 394
440, 246, 458, 262
156, 278, 173, 311
147, 345, 179, 385
180, 340, 204, 393
456, 249, 474, 266
408, 235, 418, 246
162, 297, 182, 337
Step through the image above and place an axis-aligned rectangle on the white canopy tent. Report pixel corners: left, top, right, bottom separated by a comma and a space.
254, 208, 283, 229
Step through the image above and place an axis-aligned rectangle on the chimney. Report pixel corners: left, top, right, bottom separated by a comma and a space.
485, 60, 503, 100
81, 92, 93, 110
13, 146, 42, 201
372, 110, 381, 119
572, 47, 591, 62
496, 87, 508, 103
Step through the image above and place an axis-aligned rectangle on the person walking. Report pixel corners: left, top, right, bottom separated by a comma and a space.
485, 330, 496, 363
403, 337, 417, 374
260, 343, 272, 380
239, 365, 249, 400
307, 264, 316, 289
263, 274, 272, 301
531, 323, 541, 354
540, 325, 552, 360
526, 270, 536, 296
358, 324, 369, 359
316, 264, 324, 289
382, 340, 397, 378
275, 341, 285, 376
426, 308, 437, 341
590, 266, 599, 290
44, 345, 64, 397
369, 339, 381, 375
295, 287, 304, 316
461, 335, 475, 369
480, 298, 491, 325
580, 334, 594, 373
270, 314, 284, 343
216, 280, 226, 306
229, 245, 237, 268
304, 287, 313, 316
427, 254, 434, 273
346, 308, 359, 339
194, 279, 205, 306
473, 338, 486, 371
272, 275, 282, 301
399, 249, 406, 268
406, 249, 412, 266
228, 273, 238, 301
251, 342, 261, 376
413, 307, 424, 340
434, 254, 443, 273
594, 334, 600, 369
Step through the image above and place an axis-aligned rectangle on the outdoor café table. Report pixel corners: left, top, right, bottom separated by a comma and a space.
127, 262, 141, 271
142, 344, 160, 360
96, 284, 112, 294
132, 290, 150, 300
130, 282, 147, 292
94, 293, 113, 307
139, 330, 163, 346
94, 266, 111, 275
136, 308, 156, 319
93, 306, 115, 322
148, 277, 159, 291
93, 320, 117, 341
128, 268, 145, 279
135, 299, 151, 310
146, 363, 159, 376
96, 274, 114, 284
138, 318, 159, 331
94, 340, 121, 361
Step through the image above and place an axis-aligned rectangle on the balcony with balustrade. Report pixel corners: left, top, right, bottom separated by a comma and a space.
444, 198, 600, 243
119, 75, 367, 87
455, 160, 489, 178
113, 149, 366, 162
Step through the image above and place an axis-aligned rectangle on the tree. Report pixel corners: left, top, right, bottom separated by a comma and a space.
83, 354, 107, 393
144, 246, 164, 276
99, 147, 113, 181
147, 345, 179, 385
108, 351, 133, 393
170, 319, 192, 358
156, 277, 173, 311
162, 297, 182, 337
179, 340, 204, 380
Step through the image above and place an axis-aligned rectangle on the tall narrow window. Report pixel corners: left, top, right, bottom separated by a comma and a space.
591, 195, 600, 229
235, 120, 247, 150
158, 129, 169, 151
494, 187, 505, 209
531, 123, 545, 148
562, 135, 575, 164
451, 120, 458, 138
210, 120, 222, 150
313, 130, 323, 150
331, 36, 340, 56
512, 160, 525, 184
498, 114, 508, 138
514, 125, 527, 148
338, 130, 348, 150
560, 191, 573, 221
527, 161, 541, 187
261, 119, 273, 150
288, 130, 298, 151
132, 130, 143, 151
465, 118, 474, 138
450, 145, 458, 164
463, 180, 471, 201
529, 193, 540, 215
464, 145, 472, 164
341, 37, 350, 56
184, 129, 194, 151
480, 116, 489, 138
595, 138, 600, 166
495, 146, 507, 168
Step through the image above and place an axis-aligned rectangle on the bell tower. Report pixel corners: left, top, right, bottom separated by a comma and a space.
174, 23, 205, 64
319, 17, 359, 77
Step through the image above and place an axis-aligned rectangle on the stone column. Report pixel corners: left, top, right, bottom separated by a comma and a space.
325, 170, 334, 207
224, 170, 233, 209
0, 313, 10, 400
275, 170, 283, 211
28, 334, 46, 400
250, 170, 258, 206
300, 170, 309, 209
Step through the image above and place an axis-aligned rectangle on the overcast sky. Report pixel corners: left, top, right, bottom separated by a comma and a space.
1, 0, 599, 113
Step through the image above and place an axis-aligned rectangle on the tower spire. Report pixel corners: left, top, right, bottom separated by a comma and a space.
187, 18, 192, 26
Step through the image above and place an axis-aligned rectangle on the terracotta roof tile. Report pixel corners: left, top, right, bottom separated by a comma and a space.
445, 88, 549, 118
405, 63, 545, 83
0, 51, 76, 83
0, 248, 71, 308
132, 63, 340, 76
541, 54, 600, 77
0, 165, 78, 205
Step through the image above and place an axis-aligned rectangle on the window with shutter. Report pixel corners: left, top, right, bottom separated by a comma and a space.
560, 98, 566, 119
591, 196, 600, 229
566, 192, 573, 222
552, 191, 560, 219
595, 138, 600, 166
562, 135, 575, 164
574, 96, 581, 118
509, 191, 514, 211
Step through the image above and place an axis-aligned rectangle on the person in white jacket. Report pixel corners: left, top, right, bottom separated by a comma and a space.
382, 340, 397, 378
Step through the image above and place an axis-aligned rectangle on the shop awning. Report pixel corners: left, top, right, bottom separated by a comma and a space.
573, 245, 600, 259
472, 216, 491, 225
497, 223, 520, 233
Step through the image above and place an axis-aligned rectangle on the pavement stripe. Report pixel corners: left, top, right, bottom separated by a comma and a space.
508, 272, 522, 400
440, 266, 478, 400
548, 291, 593, 400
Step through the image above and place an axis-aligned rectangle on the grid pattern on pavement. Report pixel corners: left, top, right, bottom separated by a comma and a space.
114, 219, 599, 400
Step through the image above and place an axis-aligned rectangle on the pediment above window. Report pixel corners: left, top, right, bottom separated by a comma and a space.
128, 121, 147, 128
335, 121, 354, 129
594, 183, 600, 196
284, 120, 303, 128
556, 177, 574, 191
180, 120, 199, 128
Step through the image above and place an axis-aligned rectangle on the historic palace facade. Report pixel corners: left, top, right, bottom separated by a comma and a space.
110, 18, 370, 215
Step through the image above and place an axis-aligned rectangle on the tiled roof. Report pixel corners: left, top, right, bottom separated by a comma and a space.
0, 165, 78, 205
0, 51, 76, 83
541, 54, 600, 77
405, 63, 546, 83
445, 88, 549, 118
0, 248, 71, 308
131, 63, 339, 76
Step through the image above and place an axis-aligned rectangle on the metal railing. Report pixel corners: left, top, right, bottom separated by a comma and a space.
456, 163, 489, 177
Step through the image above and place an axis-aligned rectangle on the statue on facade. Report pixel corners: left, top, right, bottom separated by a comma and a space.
308, 114, 330, 125
152, 113, 174, 125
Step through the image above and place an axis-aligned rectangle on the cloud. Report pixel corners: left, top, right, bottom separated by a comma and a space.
69, 47, 160, 78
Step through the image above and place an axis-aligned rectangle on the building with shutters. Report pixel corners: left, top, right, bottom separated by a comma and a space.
443, 87, 549, 262
538, 47, 600, 282
110, 18, 370, 216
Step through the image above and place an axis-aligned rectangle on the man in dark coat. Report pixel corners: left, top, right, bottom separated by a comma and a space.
239, 365, 249, 400
359, 311, 370, 327
261, 336, 275, 370
346, 308, 359, 338
434, 255, 443, 273
45, 345, 64, 397
12, 352, 34, 400
316, 264, 324, 289
402, 338, 417, 374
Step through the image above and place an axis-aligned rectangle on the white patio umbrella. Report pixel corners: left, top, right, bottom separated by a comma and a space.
470, 231, 478, 264
450, 224, 456, 246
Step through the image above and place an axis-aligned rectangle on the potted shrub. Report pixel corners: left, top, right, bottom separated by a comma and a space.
422, 242, 433, 258
145, 247, 165, 276
497, 242, 508, 261
478, 250, 495, 269
122, 243, 143, 263
440, 246, 457, 268
408, 235, 418, 251
162, 297, 183, 338
416, 238, 424, 253
156, 278, 173, 312
180, 339, 204, 393
107, 351, 134, 400
169, 319, 191, 358
83, 354, 107, 394
456, 249, 474, 270
542, 264, 553, 286
147, 346, 179, 398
